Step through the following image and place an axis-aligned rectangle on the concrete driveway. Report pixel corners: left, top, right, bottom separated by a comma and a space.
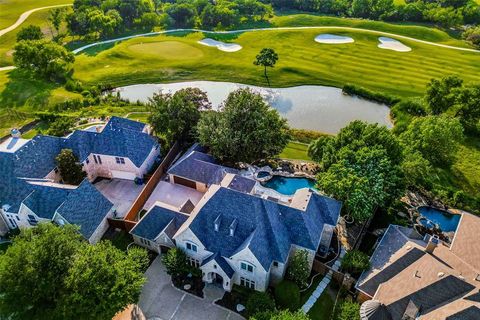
94, 179, 143, 218
139, 257, 244, 320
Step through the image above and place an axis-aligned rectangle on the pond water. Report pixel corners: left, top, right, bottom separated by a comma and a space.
263, 176, 316, 195
112, 81, 392, 134
418, 206, 461, 232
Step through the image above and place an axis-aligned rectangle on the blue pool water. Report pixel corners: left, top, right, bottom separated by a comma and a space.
257, 171, 271, 179
263, 176, 316, 195
418, 206, 461, 232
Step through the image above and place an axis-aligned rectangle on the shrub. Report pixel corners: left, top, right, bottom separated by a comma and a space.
337, 301, 361, 320
286, 250, 310, 288
289, 128, 329, 144
274, 280, 300, 311
162, 248, 188, 278
55, 149, 86, 185
246, 291, 276, 317
46, 117, 75, 137
343, 84, 400, 106
341, 250, 371, 275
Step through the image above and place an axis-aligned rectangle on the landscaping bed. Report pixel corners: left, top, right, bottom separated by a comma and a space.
172, 274, 205, 298
215, 285, 252, 317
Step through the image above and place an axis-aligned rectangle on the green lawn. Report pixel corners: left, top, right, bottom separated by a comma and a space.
0, 0, 72, 30
307, 290, 335, 320
73, 29, 479, 98
279, 141, 311, 161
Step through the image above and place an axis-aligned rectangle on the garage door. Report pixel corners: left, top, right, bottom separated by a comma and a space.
173, 176, 197, 189
111, 170, 137, 180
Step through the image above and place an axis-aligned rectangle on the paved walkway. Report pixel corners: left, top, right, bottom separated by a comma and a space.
139, 256, 244, 320
301, 248, 346, 313
0, 4, 72, 37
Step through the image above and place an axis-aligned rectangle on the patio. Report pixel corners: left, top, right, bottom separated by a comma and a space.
143, 181, 204, 212
94, 179, 144, 218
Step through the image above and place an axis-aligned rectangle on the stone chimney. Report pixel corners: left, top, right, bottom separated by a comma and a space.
425, 235, 439, 254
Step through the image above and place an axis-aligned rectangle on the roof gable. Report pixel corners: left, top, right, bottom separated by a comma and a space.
130, 205, 188, 240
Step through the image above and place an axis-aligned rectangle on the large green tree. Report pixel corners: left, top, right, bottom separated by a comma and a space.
148, 87, 210, 144
197, 88, 290, 164
0, 224, 149, 320
400, 115, 464, 166
254, 48, 279, 87
13, 40, 75, 81
425, 75, 463, 115
55, 149, 86, 185
286, 250, 310, 288
16, 25, 44, 42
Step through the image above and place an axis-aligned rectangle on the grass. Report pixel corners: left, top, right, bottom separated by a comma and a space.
307, 290, 335, 320
279, 141, 311, 161
106, 230, 133, 252
73, 29, 480, 98
0, 0, 72, 30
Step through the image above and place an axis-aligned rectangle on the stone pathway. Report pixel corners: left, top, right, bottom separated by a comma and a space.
301, 247, 346, 313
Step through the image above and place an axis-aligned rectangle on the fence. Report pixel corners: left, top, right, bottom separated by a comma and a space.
312, 259, 345, 284
122, 141, 182, 229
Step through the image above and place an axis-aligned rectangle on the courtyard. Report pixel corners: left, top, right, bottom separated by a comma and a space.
143, 181, 204, 212
94, 179, 143, 218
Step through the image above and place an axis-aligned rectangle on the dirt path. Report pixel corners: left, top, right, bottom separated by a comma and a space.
0, 4, 72, 37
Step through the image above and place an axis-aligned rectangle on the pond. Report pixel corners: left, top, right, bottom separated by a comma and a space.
263, 176, 316, 195
418, 206, 461, 232
112, 81, 392, 134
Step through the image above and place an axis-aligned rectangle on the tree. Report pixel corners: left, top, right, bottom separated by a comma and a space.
337, 301, 361, 320
254, 48, 278, 87
252, 310, 310, 320
197, 88, 290, 164
463, 25, 480, 48
425, 75, 463, 115
139, 12, 162, 30
286, 250, 310, 288
13, 40, 75, 81
55, 149, 86, 185
400, 115, 464, 166
401, 149, 433, 187
167, 3, 196, 27
46, 116, 75, 136
48, 7, 66, 37
0, 224, 148, 320
200, 3, 237, 29
16, 25, 43, 42
148, 87, 210, 144
61, 243, 149, 320
0, 224, 83, 320
246, 291, 276, 317
162, 247, 188, 278
454, 83, 480, 132
341, 250, 371, 275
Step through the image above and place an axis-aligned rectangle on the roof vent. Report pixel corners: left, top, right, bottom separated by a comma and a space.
438, 272, 445, 278
10, 128, 20, 138
229, 219, 238, 237
214, 214, 221, 232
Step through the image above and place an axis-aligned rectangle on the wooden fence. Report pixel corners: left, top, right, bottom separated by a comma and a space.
121, 141, 182, 230
312, 259, 345, 284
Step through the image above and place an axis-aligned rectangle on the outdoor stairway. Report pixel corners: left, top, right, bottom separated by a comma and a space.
301, 247, 346, 314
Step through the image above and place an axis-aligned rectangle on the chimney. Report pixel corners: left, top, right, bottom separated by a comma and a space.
214, 214, 222, 232
425, 235, 439, 254
10, 128, 20, 138
229, 219, 238, 237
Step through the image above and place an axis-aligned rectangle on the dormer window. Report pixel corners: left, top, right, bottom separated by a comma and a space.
240, 262, 254, 273
214, 214, 222, 232
186, 242, 198, 252
229, 219, 238, 237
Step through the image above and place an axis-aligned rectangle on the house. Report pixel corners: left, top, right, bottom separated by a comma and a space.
132, 145, 342, 292
0, 117, 160, 242
356, 213, 480, 320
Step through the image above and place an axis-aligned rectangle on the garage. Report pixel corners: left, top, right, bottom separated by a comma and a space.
173, 175, 197, 189
111, 170, 137, 180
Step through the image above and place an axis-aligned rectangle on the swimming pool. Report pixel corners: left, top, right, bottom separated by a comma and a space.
263, 176, 316, 195
418, 206, 461, 232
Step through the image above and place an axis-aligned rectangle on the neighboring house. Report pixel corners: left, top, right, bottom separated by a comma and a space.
0, 117, 160, 243
356, 214, 480, 320
133, 145, 342, 292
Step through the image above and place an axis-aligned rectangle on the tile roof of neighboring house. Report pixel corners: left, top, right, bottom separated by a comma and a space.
130, 205, 188, 241
357, 223, 480, 320
56, 180, 113, 239
450, 212, 480, 272
168, 144, 237, 185
0, 117, 157, 214
202, 252, 235, 278
22, 186, 70, 219
185, 186, 341, 270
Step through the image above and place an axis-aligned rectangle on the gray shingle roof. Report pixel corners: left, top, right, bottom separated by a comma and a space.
189, 187, 341, 270
56, 180, 113, 239
446, 306, 480, 320
22, 186, 70, 219
202, 253, 235, 278
130, 205, 188, 240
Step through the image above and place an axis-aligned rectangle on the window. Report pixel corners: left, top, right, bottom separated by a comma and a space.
93, 155, 98, 164
140, 238, 151, 246
54, 167, 59, 173
241, 262, 254, 273
97, 155, 102, 164
188, 257, 200, 268
273, 261, 279, 267
115, 157, 125, 164
85, 158, 90, 164
8, 218, 17, 229
240, 277, 255, 290
186, 242, 198, 252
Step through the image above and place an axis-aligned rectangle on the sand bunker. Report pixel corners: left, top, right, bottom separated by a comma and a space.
198, 38, 242, 52
315, 34, 354, 44
378, 37, 411, 52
